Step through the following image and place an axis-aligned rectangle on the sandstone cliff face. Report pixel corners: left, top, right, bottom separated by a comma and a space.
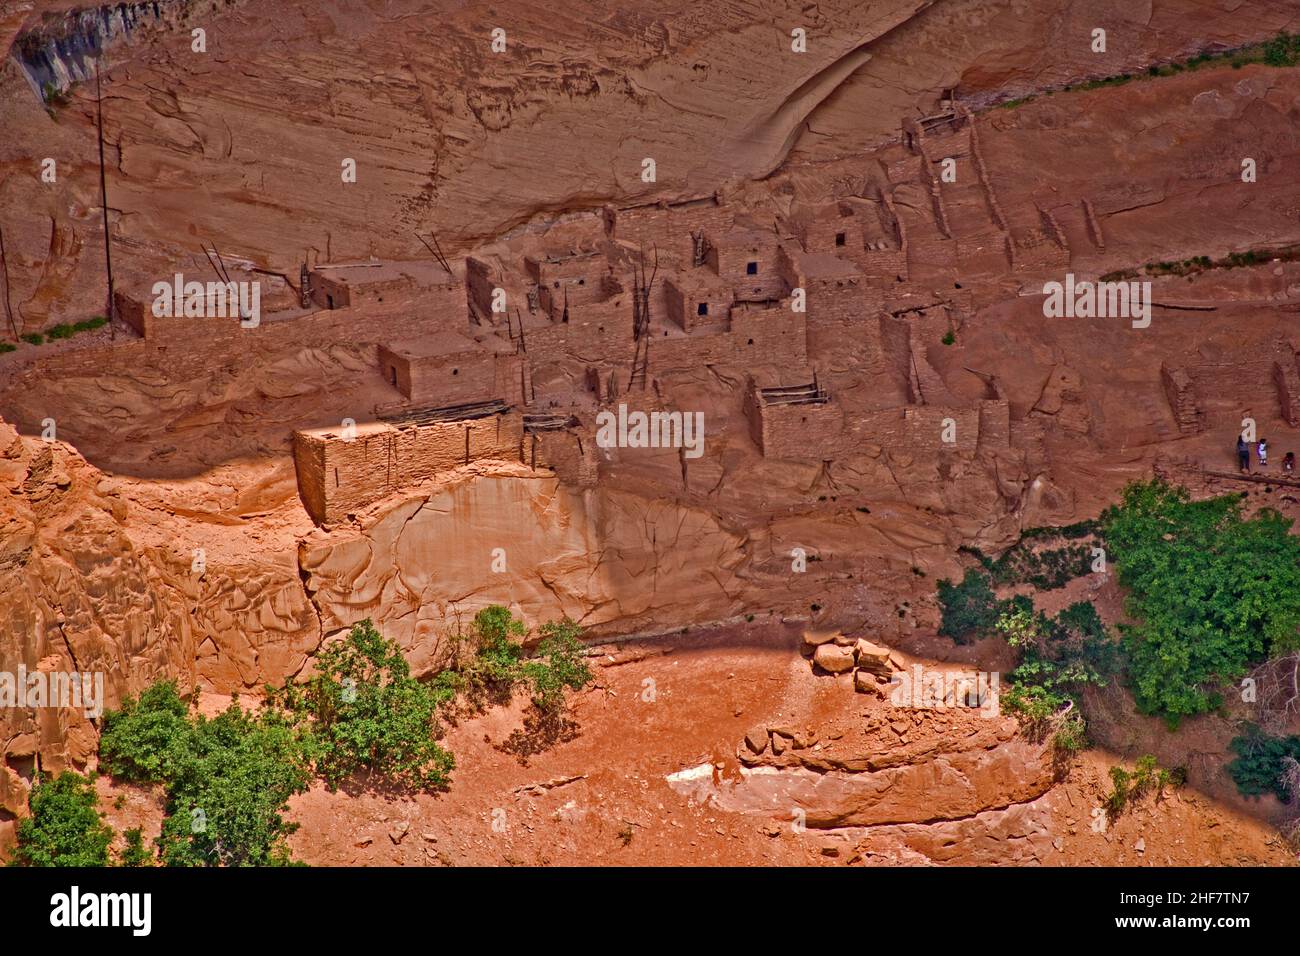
3, 0, 1298, 329
299, 466, 749, 671
0, 419, 196, 818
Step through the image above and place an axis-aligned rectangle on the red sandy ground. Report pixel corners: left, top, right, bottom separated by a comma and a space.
94, 621, 1296, 867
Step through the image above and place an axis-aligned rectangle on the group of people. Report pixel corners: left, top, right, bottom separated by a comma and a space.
1237, 435, 1296, 474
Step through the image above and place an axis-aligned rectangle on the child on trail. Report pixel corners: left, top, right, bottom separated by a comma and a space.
1237, 435, 1250, 472
1258, 438, 1269, 468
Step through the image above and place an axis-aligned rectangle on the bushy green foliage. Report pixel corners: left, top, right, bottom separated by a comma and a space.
997, 32, 1300, 112
1101, 480, 1300, 724
155, 700, 311, 867
9, 771, 113, 867
99, 680, 191, 782
435, 606, 595, 758
1227, 723, 1300, 801
100, 685, 312, 867
271, 619, 454, 791
0, 342, 14, 354
445, 605, 528, 706
20, 332, 42, 346
45, 316, 108, 341
937, 570, 1003, 642
998, 600, 1116, 753
1104, 755, 1185, 817
960, 531, 1094, 591
521, 619, 594, 715
118, 827, 154, 867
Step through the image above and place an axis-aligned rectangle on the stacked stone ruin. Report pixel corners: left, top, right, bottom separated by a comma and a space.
104, 102, 1231, 526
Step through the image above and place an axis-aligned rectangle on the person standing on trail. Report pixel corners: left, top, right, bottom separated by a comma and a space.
1258, 438, 1269, 468
1237, 435, 1251, 472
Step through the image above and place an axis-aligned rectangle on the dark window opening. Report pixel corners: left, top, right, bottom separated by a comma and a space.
390, 367, 397, 386
747, 338, 754, 345
452, 368, 459, 376
327, 294, 335, 309
835, 232, 846, 247
578, 278, 585, 285
746, 261, 759, 276
697, 302, 708, 316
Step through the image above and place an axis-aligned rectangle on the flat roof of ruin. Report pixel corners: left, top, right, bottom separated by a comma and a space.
791, 251, 865, 279
312, 259, 455, 287
382, 330, 484, 359
297, 420, 394, 441
668, 267, 733, 292
714, 226, 779, 248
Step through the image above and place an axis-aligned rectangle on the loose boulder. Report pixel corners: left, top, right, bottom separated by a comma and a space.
854, 638, 895, 678
813, 642, 855, 674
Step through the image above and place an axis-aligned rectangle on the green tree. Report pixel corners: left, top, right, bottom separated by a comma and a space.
936, 570, 1001, 642
522, 619, 594, 715
1227, 723, 1300, 801
9, 771, 113, 867
99, 680, 191, 782
156, 700, 312, 867
118, 828, 154, 867
1102, 481, 1300, 724
99, 686, 313, 867
272, 619, 454, 791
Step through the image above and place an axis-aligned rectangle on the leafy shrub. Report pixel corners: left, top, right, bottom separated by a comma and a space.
8, 771, 113, 867
937, 570, 1002, 642
1104, 755, 1185, 818
100, 686, 312, 867
999, 600, 1118, 754
1227, 723, 1300, 801
118, 828, 154, 867
45, 317, 107, 341
1101, 480, 1300, 724
271, 619, 454, 791
521, 619, 593, 715
99, 680, 192, 782
0, 342, 14, 354
20, 333, 42, 346
156, 701, 311, 867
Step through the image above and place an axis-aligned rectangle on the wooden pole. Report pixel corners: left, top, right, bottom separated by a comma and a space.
0, 226, 18, 340
95, 59, 116, 339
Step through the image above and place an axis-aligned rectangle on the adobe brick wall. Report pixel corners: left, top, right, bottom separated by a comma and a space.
528, 428, 598, 486
977, 400, 1011, 452
604, 198, 734, 263
746, 392, 845, 459
847, 405, 981, 456
664, 275, 733, 332
294, 410, 526, 525
377, 346, 528, 408
1274, 356, 1300, 427
705, 230, 788, 302
466, 257, 498, 319
526, 297, 637, 365
1160, 362, 1203, 435
651, 304, 808, 372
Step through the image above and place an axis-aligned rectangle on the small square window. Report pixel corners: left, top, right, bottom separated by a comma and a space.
746, 261, 759, 275
835, 232, 846, 247
697, 302, 708, 316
